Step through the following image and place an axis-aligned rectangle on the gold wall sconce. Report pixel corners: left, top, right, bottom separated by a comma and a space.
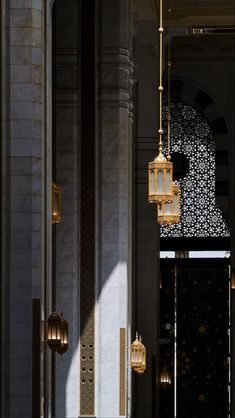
130, 333, 146, 375
160, 370, 172, 385
52, 182, 62, 224
231, 269, 235, 289
47, 310, 68, 355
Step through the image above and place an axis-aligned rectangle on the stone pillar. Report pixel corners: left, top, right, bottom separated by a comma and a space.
96, 1, 133, 417
133, 20, 160, 418
52, 1, 80, 417
2, 1, 44, 417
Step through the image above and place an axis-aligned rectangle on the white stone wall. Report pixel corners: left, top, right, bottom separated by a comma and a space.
2, 2, 134, 418
96, 1, 133, 417
52, 1, 80, 416
3, 1, 44, 417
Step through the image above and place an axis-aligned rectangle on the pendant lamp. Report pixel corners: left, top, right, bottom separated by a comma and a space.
157, 182, 180, 225
148, 0, 173, 207
157, 8, 181, 224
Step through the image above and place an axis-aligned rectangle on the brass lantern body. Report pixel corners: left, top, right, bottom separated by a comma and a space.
131, 334, 146, 374
148, 153, 173, 206
57, 313, 69, 355
52, 182, 62, 224
157, 183, 180, 225
47, 311, 62, 351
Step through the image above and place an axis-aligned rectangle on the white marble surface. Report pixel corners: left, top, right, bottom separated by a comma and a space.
96, 4, 132, 416
3, 1, 44, 417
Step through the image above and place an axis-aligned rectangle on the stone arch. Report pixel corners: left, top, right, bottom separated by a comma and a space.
163, 77, 230, 225
163, 77, 229, 137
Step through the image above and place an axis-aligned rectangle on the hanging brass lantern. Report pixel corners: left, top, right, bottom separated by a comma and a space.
160, 370, 172, 385
47, 310, 62, 351
131, 333, 146, 374
52, 182, 62, 224
56, 312, 69, 355
148, 0, 173, 207
148, 155, 173, 206
157, 183, 180, 225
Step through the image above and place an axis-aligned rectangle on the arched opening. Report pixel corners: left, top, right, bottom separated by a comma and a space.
159, 102, 230, 417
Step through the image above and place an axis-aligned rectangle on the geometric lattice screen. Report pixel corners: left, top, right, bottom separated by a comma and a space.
160, 103, 229, 238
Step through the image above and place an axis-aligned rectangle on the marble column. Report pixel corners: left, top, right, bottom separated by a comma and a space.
52, 1, 80, 417
96, 1, 133, 417
2, 1, 44, 417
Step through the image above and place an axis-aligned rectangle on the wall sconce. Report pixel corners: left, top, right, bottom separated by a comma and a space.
130, 333, 146, 374
231, 270, 235, 289
160, 370, 172, 385
157, 183, 180, 224
52, 182, 62, 224
47, 310, 68, 355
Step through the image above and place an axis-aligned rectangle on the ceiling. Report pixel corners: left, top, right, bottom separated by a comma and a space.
133, 0, 235, 27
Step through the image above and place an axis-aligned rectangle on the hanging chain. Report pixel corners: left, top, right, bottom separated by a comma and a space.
167, 7, 172, 161
158, 0, 164, 155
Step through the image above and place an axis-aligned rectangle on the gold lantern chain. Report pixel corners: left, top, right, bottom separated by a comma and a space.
158, 0, 164, 156
167, 7, 172, 161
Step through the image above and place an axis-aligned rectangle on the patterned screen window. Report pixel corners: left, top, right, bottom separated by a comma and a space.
160, 102, 229, 238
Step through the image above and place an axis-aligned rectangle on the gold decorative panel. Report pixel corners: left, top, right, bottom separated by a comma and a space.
80, 307, 95, 415
119, 328, 126, 416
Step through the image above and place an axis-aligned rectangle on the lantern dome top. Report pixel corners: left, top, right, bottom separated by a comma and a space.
131, 334, 141, 348
154, 151, 167, 163
49, 310, 61, 321
131, 334, 146, 352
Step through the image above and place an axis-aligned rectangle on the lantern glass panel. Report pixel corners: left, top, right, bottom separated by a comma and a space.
173, 194, 178, 214
166, 170, 171, 193
51, 325, 56, 339
61, 323, 68, 345
150, 170, 155, 194
157, 170, 164, 193
165, 202, 172, 215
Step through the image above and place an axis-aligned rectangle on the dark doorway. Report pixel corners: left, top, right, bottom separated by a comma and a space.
160, 257, 230, 417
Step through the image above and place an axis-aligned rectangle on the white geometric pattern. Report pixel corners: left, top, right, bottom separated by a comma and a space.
160, 103, 230, 238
